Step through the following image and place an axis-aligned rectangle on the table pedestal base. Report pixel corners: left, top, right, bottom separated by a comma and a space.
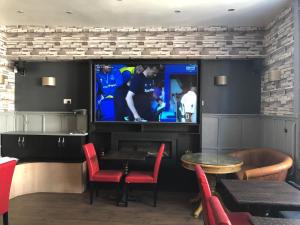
193, 174, 217, 219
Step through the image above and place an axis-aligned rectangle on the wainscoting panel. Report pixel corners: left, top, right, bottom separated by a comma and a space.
0, 112, 15, 133
219, 117, 242, 150
202, 114, 296, 158
202, 116, 218, 151
241, 117, 261, 148
261, 116, 297, 157
25, 114, 43, 132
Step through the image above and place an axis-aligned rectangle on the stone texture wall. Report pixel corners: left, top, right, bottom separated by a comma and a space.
0, 7, 296, 115
261, 7, 295, 115
0, 26, 15, 112
5, 26, 264, 60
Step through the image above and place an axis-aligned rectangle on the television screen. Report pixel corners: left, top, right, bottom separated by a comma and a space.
94, 62, 198, 123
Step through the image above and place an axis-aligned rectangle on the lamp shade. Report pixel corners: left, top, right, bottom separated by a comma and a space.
214, 75, 227, 86
42, 77, 56, 86
269, 70, 281, 81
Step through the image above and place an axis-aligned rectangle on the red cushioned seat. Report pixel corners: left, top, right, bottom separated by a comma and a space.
0, 158, 17, 225
124, 143, 165, 207
125, 171, 154, 184
83, 143, 123, 205
93, 170, 123, 183
228, 212, 251, 225
195, 165, 251, 225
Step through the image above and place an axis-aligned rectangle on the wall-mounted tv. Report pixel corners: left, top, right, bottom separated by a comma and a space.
93, 61, 199, 123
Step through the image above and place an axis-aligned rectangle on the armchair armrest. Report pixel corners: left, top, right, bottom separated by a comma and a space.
244, 157, 293, 180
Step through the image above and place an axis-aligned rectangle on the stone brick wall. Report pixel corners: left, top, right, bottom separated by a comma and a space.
0, 27, 15, 112
0, 6, 296, 115
261, 7, 294, 115
5, 26, 265, 60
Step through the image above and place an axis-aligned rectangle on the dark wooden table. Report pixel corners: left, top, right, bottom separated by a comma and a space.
102, 151, 147, 161
101, 151, 148, 206
250, 216, 300, 225
102, 151, 147, 174
221, 179, 300, 213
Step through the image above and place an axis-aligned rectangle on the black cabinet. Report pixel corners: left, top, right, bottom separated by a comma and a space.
1, 134, 87, 162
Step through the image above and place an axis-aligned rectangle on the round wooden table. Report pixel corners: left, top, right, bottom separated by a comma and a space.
181, 152, 243, 218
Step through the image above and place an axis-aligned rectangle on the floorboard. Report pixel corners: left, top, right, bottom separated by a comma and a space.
1, 191, 203, 225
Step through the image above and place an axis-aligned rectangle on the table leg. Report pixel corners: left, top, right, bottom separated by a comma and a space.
190, 193, 201, 203
194, 202, 203, 218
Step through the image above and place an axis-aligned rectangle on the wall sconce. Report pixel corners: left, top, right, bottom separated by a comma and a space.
269, 69, 281, 81
0, 75, 5, 84
42, 77, 56, 86
214, 75, 227, 86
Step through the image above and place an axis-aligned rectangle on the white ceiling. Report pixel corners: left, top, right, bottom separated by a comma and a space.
0, 0, 292, 27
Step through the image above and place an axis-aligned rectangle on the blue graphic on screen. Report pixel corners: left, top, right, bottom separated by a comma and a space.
95, 63, 198, 123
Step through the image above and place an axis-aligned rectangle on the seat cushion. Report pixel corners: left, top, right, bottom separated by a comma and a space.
125, 171, 155, 184
228, 212, 251, 225
91, 170, 123, 183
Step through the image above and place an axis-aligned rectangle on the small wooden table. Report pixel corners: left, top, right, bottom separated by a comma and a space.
181, 152, 243, 218
250, 216, 300, 225
102, 151, 147, 174
221, 179, 300, 214
102, 151, 148, 206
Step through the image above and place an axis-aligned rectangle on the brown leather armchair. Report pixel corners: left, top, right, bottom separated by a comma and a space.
228, 148, 293, 181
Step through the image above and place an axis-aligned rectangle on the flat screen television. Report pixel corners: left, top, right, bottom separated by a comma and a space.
93, 61, 199, 123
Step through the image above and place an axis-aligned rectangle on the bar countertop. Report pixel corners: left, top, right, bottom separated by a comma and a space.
2, 131, 88, 136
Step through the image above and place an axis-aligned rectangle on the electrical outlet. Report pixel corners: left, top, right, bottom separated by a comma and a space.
63, 99, 72, 104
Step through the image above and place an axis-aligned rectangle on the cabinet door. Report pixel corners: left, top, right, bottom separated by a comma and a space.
1, 135, 30, 159
60, 136, 85, 161
40, 136, 61, 161
22, 135, 40, 160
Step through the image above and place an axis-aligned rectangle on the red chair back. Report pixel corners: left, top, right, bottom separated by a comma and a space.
83, 143, 100, 181
195, 164, 215, 225
153, 143, 165, 183
209, 196, 232, 225
0, 159, 17, 214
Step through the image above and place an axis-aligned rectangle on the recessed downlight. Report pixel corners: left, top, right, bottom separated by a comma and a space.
16, 10, 24, 14
228, 8, 235, 12
174, 10, 181, 13
65, 11, 73, 14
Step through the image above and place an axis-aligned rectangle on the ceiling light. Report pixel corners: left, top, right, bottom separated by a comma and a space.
65, 11, 72, 14
228, 8, 235, 12
16, 10, 24, 14
174, 10, 181, 13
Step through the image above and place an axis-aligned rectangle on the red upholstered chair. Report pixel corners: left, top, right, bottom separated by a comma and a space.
195, 165, 251, 225
125, 143, 165, 207
209, 196, 232, 225
0, 158, 17, 225
82, 143, 123, 205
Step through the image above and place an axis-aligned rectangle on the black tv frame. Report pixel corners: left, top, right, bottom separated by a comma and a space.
89, 59, 201, 126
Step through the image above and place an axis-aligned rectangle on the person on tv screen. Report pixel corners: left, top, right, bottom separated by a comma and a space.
114, 65, 144, 121
180, 86, 197, 123
96, 64, 119, 121
125, 65, 161, 122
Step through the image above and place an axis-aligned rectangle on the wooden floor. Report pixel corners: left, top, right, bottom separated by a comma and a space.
2, 191, 203, 225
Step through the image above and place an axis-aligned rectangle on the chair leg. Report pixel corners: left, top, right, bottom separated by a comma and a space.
90, 182, 94, 205
3, 212, 8, 225
116, 182, 122, 206
153, 183, 158, 207
125, 183, 129, 207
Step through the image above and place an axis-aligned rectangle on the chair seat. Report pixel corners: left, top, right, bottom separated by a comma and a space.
125, 171, 155, 184
228, 212, 251, 225
91, 170, 123, 183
